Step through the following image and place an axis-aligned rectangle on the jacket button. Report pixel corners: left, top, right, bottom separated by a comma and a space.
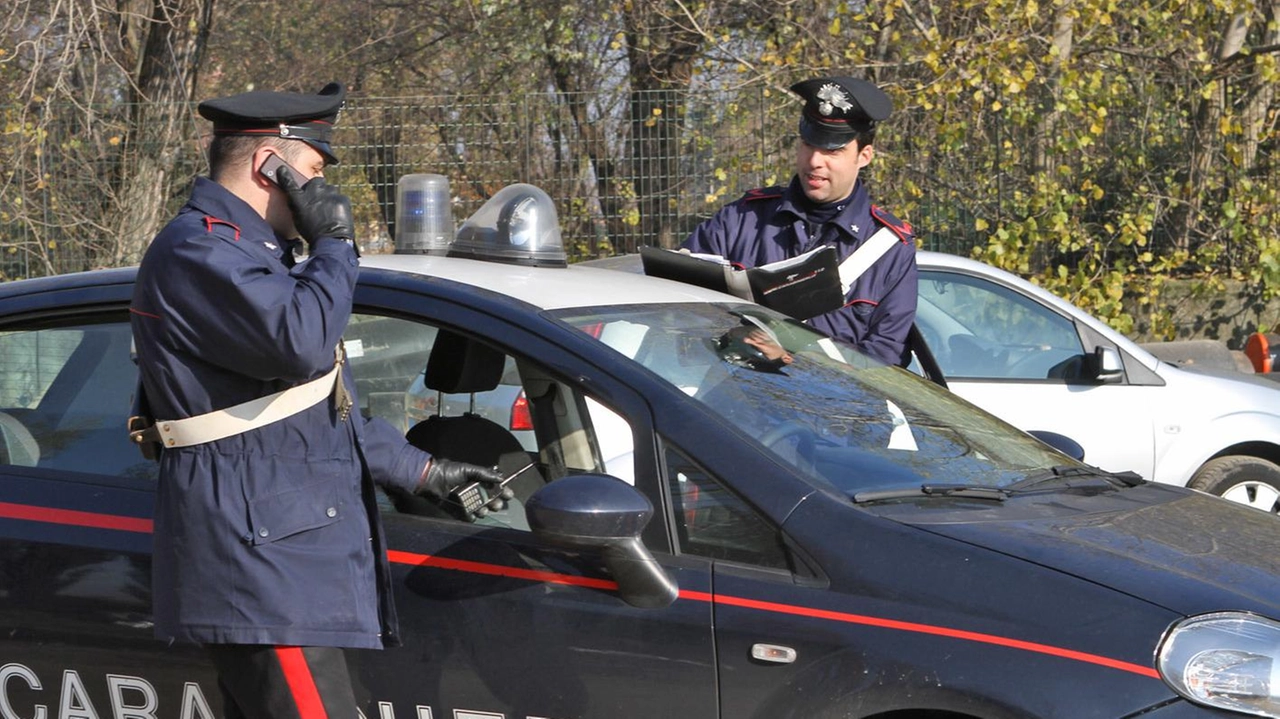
258, 528, 269, 538
326, 507, 337, 518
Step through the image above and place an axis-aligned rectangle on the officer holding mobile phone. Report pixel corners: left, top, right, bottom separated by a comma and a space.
130, 82, 503, 718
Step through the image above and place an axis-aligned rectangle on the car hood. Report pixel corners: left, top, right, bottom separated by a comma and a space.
1174, 363, 1280, 391
892, 483, 1280, 618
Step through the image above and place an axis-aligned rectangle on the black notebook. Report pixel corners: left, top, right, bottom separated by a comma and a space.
640, 245, 843, 320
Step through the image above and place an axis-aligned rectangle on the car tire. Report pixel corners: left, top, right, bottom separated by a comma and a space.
1189, 456, 1280, 513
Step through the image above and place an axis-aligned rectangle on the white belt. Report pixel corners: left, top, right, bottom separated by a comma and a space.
132, 346, 349, 450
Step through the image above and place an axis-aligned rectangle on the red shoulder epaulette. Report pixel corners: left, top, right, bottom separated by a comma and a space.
203, 216, 241, 241
741, 187, 783, 203
869, 205, 913, 243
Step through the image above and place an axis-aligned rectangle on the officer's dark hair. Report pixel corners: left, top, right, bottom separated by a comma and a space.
207, 136, 307, 181
854, 125, 877, 150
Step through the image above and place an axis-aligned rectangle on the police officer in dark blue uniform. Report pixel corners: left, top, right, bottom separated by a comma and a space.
683, 76, 918, 366
131, 82, 504, 718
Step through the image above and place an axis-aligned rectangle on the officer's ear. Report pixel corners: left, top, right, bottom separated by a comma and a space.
856, 142, 875, 169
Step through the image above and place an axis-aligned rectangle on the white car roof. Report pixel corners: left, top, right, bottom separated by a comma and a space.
359, 253, 742, 311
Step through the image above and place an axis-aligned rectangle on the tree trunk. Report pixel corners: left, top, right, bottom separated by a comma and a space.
547, 51, 630, 255
1034, 6, 1074, 177
107, 0, 215, 268
1176, 11, 1249, 252
1238, 2, 1280, 173
1030, 4, 1074, 273
359, 105, 402, 248
627, 83, 692, 251
624, 2, 703, 250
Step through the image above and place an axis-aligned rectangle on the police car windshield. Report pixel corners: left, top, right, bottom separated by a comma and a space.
554, 303, 1074, 497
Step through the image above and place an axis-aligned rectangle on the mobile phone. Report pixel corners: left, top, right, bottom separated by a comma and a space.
258, 154, 298, 187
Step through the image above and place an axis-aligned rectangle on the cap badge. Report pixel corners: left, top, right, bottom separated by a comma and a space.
817, 83, 853, 117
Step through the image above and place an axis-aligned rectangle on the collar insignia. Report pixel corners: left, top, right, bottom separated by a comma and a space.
264, 242, 278, 251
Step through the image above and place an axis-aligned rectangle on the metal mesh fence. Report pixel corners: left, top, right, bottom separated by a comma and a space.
333, 89, 804, 258
0, 87, 1273, 278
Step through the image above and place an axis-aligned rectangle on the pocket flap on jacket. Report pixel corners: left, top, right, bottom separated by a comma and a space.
246, 481, 343, 546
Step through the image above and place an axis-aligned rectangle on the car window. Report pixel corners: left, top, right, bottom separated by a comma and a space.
345, 313, 636, 531
343, 314, 437, 435
917, 270, 1086, 380
555, 303, 1071, 498
664, 442, 789, 569
0, 320, 153, 480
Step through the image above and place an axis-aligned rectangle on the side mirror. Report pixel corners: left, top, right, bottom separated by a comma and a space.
1027, 430, 1086, 462
1084, 346, 1124, 383
526, 474, 678, 609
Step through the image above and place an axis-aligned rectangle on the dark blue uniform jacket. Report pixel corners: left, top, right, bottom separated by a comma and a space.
683, 177, 917, 365
131, 177, 431, 649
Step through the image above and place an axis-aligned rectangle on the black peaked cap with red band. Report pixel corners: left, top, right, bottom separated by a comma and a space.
790, 77, 892, 151
198, 82, 346, 164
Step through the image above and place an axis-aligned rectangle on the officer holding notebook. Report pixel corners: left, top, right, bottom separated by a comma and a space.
130, 82, 503, 717
682, 75, 918, 366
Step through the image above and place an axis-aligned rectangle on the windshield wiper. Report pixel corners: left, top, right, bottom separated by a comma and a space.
853, 483, 1010, 504
1005, 465, 1144, 493
852, 467, 1144, 505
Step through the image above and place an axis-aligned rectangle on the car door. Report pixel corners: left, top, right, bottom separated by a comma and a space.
915, 268, 1157, 477
0, 302, 219, 714
343, 286, 718, 718
657, 438, 851, 718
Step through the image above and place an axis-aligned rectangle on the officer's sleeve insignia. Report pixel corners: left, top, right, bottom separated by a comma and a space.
870, 205, 914, 243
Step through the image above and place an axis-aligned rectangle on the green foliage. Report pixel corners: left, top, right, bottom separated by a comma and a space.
3, 0, 1276, 341
814, 0, 1280, 337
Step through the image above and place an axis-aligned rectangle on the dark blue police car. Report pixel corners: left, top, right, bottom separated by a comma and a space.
3, 185, 1280, 718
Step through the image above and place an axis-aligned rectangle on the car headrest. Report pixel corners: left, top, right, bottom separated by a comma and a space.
0, 411, 39, 466
424, 330, 506, 394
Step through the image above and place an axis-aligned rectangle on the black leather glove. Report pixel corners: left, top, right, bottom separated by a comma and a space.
275, 169, 356, 246
417, 458, 505, 500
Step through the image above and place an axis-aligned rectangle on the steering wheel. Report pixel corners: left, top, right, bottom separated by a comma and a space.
758, 419, 817, 472
948, 334, 1009, 376
917, 323, 947, 364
